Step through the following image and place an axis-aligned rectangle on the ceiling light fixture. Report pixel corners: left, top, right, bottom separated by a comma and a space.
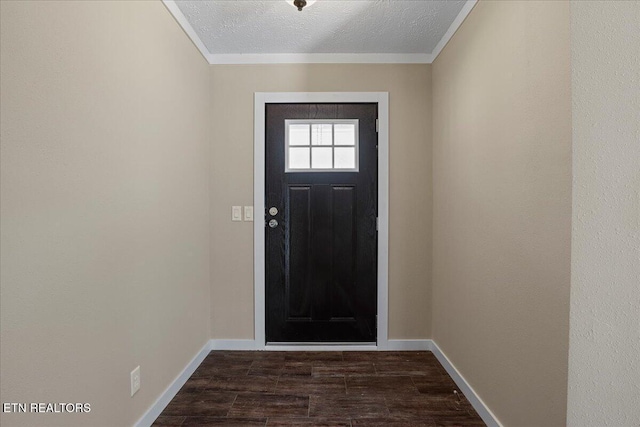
291, 0, 316, 11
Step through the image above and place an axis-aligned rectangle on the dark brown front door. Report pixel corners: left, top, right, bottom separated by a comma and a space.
265, 103, 378, 343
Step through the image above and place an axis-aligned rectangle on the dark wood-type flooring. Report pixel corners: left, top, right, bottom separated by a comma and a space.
153, 351, 485, 427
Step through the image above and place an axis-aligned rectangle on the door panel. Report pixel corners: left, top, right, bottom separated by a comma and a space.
266, 103, 378, 343
331, 186, 356, 320
287, 186, 311, 320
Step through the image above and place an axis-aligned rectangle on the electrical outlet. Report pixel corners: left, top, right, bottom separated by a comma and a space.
130, 366, 141, 397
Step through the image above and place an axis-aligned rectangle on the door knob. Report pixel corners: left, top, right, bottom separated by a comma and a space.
269, 207, 278, 216
268, 219, 278, 228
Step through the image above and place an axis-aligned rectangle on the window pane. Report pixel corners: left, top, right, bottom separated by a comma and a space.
334, 147, 356, 169
311, 124, 332, 146
289, 147, 310, 169
289, 124, 310, 146
311, 147, 332, 169
334, 124, 356, 146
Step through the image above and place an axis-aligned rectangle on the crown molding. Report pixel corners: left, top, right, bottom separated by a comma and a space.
162, 0, 212, 62
209, 53, 433, 64
431, 0, 478, 61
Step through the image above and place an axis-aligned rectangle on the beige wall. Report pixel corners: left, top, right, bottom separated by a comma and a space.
0, 2, 210, 426
210, 64, 432, 340
568, 1, 640, 425
432, 1, 572, 426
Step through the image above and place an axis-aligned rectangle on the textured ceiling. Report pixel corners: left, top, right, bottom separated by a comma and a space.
173, 0, 467, 56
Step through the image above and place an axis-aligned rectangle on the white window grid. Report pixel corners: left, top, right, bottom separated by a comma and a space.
284, 119, 360, 173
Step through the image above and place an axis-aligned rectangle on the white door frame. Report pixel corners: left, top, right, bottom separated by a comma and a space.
254, 92, 389, 351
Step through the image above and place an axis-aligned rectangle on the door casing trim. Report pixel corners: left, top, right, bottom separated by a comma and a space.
254, 92, 390, 350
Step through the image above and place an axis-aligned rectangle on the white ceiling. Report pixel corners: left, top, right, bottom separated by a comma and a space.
164, 0, 476, 64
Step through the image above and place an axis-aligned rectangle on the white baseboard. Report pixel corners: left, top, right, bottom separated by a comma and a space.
431, 341, 503, 427
211, 339, 258, 350
211, 339, 377, 351
210, 339, 431, 352
134, 340, 212, 427
386, 339, 433, 351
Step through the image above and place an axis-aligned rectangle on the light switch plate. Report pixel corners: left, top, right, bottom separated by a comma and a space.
232, 206, 242, 221
244, 206, 254, 221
